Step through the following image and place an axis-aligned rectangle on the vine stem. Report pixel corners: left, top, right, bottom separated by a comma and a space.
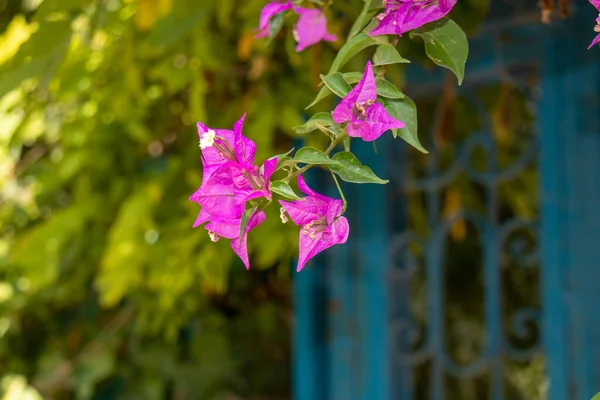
286, 132, 346, 182
330, 171, 347, 213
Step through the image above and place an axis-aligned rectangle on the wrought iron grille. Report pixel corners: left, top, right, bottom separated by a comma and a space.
387, 71, 543, 399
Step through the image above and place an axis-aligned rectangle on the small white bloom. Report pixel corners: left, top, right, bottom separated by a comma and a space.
280, 207, 289, 224
199, 129, 216, 149
208, 231, 220, 242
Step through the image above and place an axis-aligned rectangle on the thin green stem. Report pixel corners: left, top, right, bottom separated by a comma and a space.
330, 171, 347, 213
286, 132, 346, 182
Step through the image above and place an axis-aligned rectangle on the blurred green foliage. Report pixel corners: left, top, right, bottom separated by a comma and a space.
0, 0, 349, 397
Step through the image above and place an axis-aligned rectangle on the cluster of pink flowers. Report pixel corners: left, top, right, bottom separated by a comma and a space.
256, 0, 336, 52
190, 60, 406, 271
191, 0, 459, 271
189, 114, 350, 272
257, 0, 457, 52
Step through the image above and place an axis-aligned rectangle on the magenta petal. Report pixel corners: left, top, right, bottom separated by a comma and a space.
296, 216, 349, 271
332, 99, 354, 124
198, 123, 234, 167
369, 0, 457, 37
231, 210, 266, 270
369, 13, 398, 36
588, 33, 600, 49
258, 1, 293, 33
193, 208, 211, 228
262, 157, 278, 183
296, 175, 331, 202
279, 198, 328, 225
294, 7, 336, 52
233, 114, 256, 165
346, 120, 373, 139
363, 102, 405, 141
332, 61, 377, 124
296, 174, 317, 197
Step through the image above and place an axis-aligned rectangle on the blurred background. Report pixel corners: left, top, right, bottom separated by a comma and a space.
1, 0, 599, 399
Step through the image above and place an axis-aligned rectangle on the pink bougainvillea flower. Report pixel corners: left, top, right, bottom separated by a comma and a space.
332, 61, 404, 142
279, 175, 349, 272
292, 7, 337, 52
255, 2, 336, 51
588, 0, 600, 49
191, 114, 275, 213
256, 0, 294, 38
190, 114, 276, 269
369, 0, 457, 37
193, 208, 266, 270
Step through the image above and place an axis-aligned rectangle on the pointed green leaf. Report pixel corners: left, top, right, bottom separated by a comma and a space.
375, 78, 405, 99
293, 113, 333, 134
385, 97, 428, 154
270, 181, 304, 201
239, 206, 258, 239
268, 12, 285, 41
305, 72, 363, 109
274, 148, 295, 161
320, 73, 352, 98
306, 85, 333, 109
329, 152, 388, 184
342, 72, 364, 84
410, 18, 468, 85
373, 44, 410, 66
327, 33, 382, 74
348, 0, 380, 38
294, 147, 338, 165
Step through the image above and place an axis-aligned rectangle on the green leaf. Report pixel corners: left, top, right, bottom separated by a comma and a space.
147, 4, 208, 47
372, 44, 410, 66
293, 113, 334, 134
410, 18, 469, 85
239, 206, 257, 239
268, 12, 285, 41
343, 136, 351, 152
273, 148, 295, 161
375, 78, 405, 99
320, 73, 352, 98
348, 0, 380, 38
329, 152, 388, 184
385, 97, 428, 153
293, 147, 338, 165
342, 72, 364, 84
270, 181, 304, 201
327, 33, 381, 74
305, 85, 333, 109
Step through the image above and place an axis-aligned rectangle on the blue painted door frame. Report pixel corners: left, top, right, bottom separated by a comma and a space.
293, 5, 600, 400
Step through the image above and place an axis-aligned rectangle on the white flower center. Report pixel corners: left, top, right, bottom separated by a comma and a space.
280, 207, 289, 224
199, 129, 216, 149
208, 231, 219, 242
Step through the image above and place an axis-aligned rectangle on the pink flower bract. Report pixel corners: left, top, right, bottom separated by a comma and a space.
190, 114, 276, 269
588, 0, 600, 49
369, 0, 457, 37
332, 61, 404, 142
255, 2, 336, 52
279, 175, 349, 272
256, 0, 293, 38
293, 7, 337, 52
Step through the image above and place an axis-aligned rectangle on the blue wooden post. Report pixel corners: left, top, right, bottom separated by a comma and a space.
293, 170, 330, 400
353, 138, 392, 400
540, 7, 600, 400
